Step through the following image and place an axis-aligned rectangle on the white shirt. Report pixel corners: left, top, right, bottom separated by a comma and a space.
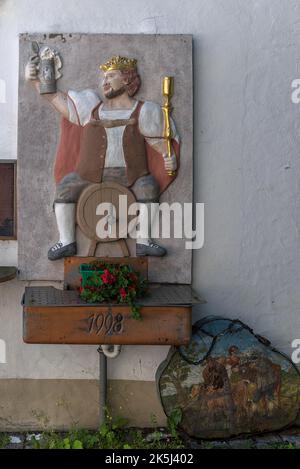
99, 102, 138, 168
67, 89, 179, 168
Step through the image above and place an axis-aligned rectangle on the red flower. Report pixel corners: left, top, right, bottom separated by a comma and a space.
129, 273, 138, 283
79, 286, 84, 294
119, 288, 127, 299
101, 269, 116, 285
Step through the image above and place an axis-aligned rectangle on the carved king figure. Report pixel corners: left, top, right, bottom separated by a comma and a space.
25, 53, 180, 260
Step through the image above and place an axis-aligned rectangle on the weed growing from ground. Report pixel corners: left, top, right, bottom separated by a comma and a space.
0, 433, 10, 448
28, 410, 184, 450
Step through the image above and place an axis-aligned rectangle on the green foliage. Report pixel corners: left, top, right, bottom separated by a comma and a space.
123, 443, 132, 449
270, 441, 299, 450
0, 433, 10, 448
27, 411, 184, 450
201, 441, 214, 449
130, 304, 143, 321
167, 407, 182, 438
71, 439, 83, 449
79, 262, 148, 320
150, 413, 158, 426
231, 439, 254, 449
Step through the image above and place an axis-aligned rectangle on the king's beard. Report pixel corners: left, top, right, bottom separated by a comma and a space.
104, 85, 127, 99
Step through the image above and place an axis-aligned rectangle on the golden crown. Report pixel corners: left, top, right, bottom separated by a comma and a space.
99, 55, 137, 72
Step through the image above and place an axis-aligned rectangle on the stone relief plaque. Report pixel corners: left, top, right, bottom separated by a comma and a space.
18, 34, 193, 283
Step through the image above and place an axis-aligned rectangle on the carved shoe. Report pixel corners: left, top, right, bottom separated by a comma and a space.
47, 241, 77, 261
136, 242, 167, 257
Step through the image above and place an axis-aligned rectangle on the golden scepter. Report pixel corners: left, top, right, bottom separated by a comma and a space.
162, 76, 176, 176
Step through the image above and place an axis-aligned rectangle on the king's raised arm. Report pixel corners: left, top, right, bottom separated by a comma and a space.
25, 60, 69, 119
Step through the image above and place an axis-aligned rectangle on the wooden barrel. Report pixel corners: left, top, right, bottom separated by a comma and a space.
76, 182, 136, 243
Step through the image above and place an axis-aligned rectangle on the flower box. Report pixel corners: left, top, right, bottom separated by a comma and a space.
79, 263, 104, 289
78, 261, 148, 320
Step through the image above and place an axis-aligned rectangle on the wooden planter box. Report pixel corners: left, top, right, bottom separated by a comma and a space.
22, 258, 205, 346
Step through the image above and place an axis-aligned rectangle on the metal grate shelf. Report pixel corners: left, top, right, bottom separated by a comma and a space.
23, 284, 204, 308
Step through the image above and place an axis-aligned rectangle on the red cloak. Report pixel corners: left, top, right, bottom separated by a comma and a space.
54, 117, 180, 195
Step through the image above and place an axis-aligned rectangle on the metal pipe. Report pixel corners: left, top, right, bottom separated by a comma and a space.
98, 345, 122, 427
101, 344, 122, 359
98, 346, 107, 427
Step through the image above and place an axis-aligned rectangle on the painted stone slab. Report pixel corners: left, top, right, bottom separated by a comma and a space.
157, 317, 300, 439
18, 33, 193, 283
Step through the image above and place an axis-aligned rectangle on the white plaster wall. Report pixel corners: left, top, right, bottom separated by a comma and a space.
0, 0, 300, 380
